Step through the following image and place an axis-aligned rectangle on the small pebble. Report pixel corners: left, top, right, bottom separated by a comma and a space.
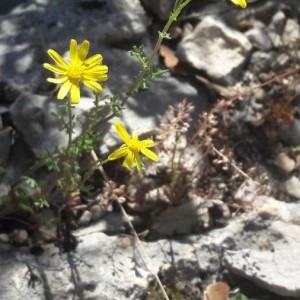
12, 229, 28, 245
90, 205, 105, 221
78, 210, 92, 226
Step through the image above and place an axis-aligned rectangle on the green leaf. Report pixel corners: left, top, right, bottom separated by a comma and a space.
231, 293, 249, 300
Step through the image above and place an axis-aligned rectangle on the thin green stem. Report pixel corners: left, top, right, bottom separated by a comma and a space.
79, 151, 109, 189
66, 94, 73, 152
94, 0, 192, 128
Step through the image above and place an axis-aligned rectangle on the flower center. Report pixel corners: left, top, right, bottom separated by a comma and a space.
67, 65, 83, 83
127, 139, 141, 153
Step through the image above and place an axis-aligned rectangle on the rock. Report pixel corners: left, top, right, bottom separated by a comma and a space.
279, 119, 300, 146
224, 240, 300, 297
9, 94, 98, 157
176, 16, 252, 85
0, 127, 13, 166
273, 152, 295, 175
78, 210, 92, 226
268, 10, 286, 47
270, 220, 300, 242
253, 196, 300, 224
152, 197, 230, 235
245, 27, 273, 51
282, 176, 300, 199
90, 204, 105, 221
0, 233, 9, 243
282, 18, 300, 45
141, 0, 173, 21
249, 50, 276, 75
12, 229, 28, 245
101, 0, 149, 44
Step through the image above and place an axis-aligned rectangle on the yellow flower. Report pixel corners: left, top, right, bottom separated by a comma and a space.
43, 39, 108, 104
108, 121, 159, 171
226, 0, 247, 8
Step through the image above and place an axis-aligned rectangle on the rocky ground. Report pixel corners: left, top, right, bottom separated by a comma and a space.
1, 0, 300, 299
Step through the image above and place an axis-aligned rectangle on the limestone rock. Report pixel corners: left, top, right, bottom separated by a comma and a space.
224, 240, 300, 297
176, 16, 252, 85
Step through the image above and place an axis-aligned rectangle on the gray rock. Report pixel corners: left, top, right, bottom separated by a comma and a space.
245, 27, 272, 51
12, 229, 28, 245
0, 127, 13, 166
9, 94, 97, 157
78, 210, 92, 226
141, 0, 174, 21
268, 10, 286, 47
270, 220, 300, 242
273, 152, 295, 175
279, 119, 300, 146
224, 240, 300, 297
101, 0, 149, 44
282, 176, 300, 199
152, 197, 230, 235
176, 16, 252, 85
253, 196, 300, 225
90, 204, 105, 221
282, 18, 300, 46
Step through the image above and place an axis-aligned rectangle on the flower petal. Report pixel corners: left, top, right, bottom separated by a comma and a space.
69, 39, 78, 65
141, 147, 159, 162
231, 0, 247, 8
47, 76, 68, 84
134, 152, 142, 171
140, 139, 155, 148
84, 73, 108, 82
47, 50, 69, 68
122, 151, 134, 169
84, 54, 103, 66
70, 82, 80, 104
85, 64, 108, 73
43, 63, 67, 74
57, 80, 72, 100
78, 40, 90, 61
108, 146, 128, 161
83, 80, 103, 93
114, 121, 131, 144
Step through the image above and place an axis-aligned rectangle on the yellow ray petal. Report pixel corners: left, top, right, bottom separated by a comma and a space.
83, 80, 103, 93
108, 147, 129, 160
70, 82, 80, 104
134, 152, 142, 171
57, 80, 72, 100
114, 122, 131, 143
69, 39, 78, 65
47, 76, 68, 84
43, 63, 67, 74
84, 54, 103, 66
141, 147, 159, 162
140, 139, 155, 148
78, 40, 90, 61
47, 50, 69, 68
123, 151, 135, 169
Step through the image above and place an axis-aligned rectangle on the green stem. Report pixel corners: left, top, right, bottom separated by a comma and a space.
63, 94, 75, 197
94, 0, 192, 128
66, 94, 73, 152
125, 0, 192, 100
79, 153, 109, 189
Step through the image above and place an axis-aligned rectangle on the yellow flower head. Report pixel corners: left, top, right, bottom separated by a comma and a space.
108, 121, 159, 171
225, 0, 247, 8
43, 39, 108, 104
